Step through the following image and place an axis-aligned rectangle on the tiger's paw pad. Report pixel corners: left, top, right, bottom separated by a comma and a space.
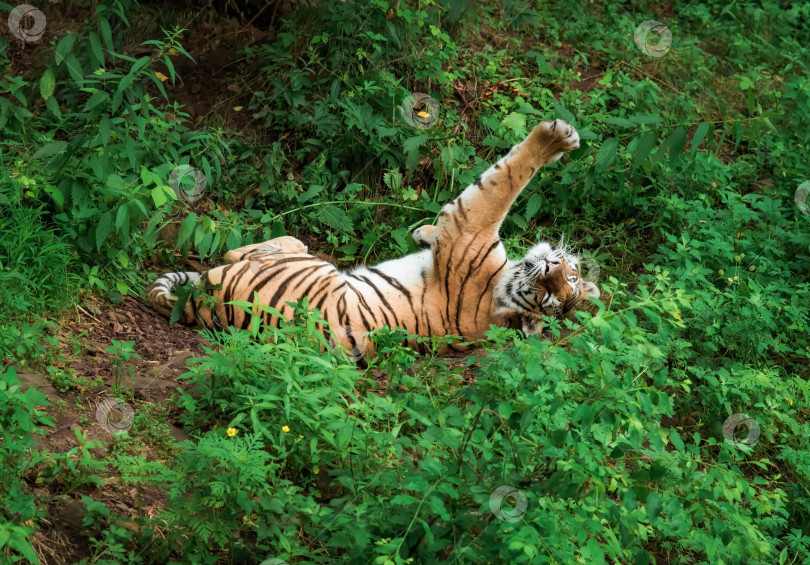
533, 119, 580, 159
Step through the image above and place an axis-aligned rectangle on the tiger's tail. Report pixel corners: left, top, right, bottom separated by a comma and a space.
146, 271, 205, 324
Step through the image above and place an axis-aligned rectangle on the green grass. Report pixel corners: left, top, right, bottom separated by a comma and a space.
1, 0, 808, 563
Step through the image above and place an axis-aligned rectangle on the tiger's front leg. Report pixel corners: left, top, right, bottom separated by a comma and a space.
434, 119, 580, 245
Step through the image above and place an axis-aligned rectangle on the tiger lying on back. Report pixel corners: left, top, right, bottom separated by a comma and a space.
148, 119, 599, 358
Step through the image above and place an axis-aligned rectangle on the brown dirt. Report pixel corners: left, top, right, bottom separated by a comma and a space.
18, 295, 207, 564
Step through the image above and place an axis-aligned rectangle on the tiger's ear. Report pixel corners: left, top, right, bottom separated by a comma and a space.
582, 281, 600, 299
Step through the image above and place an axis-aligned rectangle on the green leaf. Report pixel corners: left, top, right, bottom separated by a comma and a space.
604, 116, 636, 128
690, 122, 710, 156
733, 120, 742, 150
226, 228, 242, 251
115, 204, 129, 230
40, 68, 55, 100
116, 280, 129, 295
96, 210, 113, 251
318, 205, 353, 232
43, 185, 64, 207
632, 132, 656, 171
197, 231, 213, 261
32, 141, 67, 160
501, 112, 527, 137
645, 492, 662, 521
402, 134, 428, 153
641, 307, 660, 324
84, 91, 109, 112
65, 54, 84, 83
526, 193, 543, 220
669, 428, 685, 452
99, 17, 114, 53
176, 212, 198, 249
88, 32, 105, 66
553, 102, 575, 123
594, 137, 619, 172
151, 185, 167, 207
45, 96, 62, 119
55, 33, 77, 65
169, 284, 193, 325
667, 127, 687, 164
629, 115, 663, 125
526, 50, 554, 74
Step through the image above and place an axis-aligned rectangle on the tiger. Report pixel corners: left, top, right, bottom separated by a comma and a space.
148, 119, 600, 360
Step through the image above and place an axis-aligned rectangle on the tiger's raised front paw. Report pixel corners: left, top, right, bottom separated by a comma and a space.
529, 119, 580, 164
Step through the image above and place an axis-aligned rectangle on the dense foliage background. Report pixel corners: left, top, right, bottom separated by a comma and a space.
1, 0, 808, 563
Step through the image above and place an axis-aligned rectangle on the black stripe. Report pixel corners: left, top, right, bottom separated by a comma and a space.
368, 267, 418, 335
347, 280, 380, 325
454, 238, 500, 330
475, 258, 507, 322
223, 264, 252, 325
355, 274, 396, 328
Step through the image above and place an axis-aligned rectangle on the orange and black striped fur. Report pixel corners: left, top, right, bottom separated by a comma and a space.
148, 119, 599, 356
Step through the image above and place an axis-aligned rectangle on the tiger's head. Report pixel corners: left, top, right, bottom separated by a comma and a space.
534, 252, 600, 316
495, 242, 600, 335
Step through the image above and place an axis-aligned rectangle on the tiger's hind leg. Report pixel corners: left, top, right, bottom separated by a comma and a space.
412, 225, 437, 249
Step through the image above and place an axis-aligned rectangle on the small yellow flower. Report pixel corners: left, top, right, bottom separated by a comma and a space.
734, 276, 739, 281
712, 182, 717, 188
727, 278, 733, 283
735, 231, 743, 238
227, 427, 237, 437
718, 269, 724, 275
749, 265, 755, 271
155, 71, 169, 82
417, 111, 430, 118
298, 434, 304, 439
282, 425, 291, 433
